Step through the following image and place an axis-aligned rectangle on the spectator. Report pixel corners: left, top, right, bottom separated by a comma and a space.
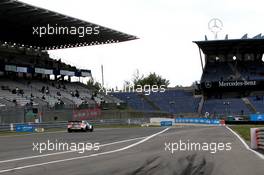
20, 90, 24, 97
41, 86, 45, 93
13, 99, 17, 106
15, 87, 19, 94
57, 92, 61, 96
75, 90, 79, 97
45, 86, 49, 94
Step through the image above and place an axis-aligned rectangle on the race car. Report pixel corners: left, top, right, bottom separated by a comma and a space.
67, 120, 94, 132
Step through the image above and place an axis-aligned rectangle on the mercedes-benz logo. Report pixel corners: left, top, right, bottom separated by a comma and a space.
208, 18, 223, 39
205, 81, 212, 88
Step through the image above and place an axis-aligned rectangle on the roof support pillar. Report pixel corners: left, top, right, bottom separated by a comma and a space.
198, 48, 204, 72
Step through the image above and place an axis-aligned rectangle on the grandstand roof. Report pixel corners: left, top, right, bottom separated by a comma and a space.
0, 0, 138, 50
194, 39, 264, 55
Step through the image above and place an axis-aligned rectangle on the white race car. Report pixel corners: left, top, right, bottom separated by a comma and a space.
67, 120, 94, 132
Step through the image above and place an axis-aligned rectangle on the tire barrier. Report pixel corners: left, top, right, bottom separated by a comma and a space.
251, 127, 264, 150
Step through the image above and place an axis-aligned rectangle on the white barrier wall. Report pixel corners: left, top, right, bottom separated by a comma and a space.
251, 128, 258, 149
150, 118, 174, 125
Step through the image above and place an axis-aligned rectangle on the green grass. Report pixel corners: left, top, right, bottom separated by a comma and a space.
229, 125, 264, 141
0, 128, 66, 137
0, 131, 31, 136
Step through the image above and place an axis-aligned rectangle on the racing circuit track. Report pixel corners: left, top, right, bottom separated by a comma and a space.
0, 126, 263, 175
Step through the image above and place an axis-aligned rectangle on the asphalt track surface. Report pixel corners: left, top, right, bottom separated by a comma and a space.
0, 126, 263, 175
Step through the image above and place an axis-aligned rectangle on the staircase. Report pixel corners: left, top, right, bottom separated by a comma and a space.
242, 97, 256, 113
198, 96, 205, 115
228, 63, 244, 80
138, 93, 160, 111
0, 98, 15, 107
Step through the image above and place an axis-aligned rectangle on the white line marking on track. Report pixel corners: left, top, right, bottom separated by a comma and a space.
0, 128, 169, 173
226, 126, 264, 160
0, 136, 147, 164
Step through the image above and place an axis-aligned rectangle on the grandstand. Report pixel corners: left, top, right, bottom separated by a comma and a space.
195, 37, 264, 117
0, 0, 137, 123
112, 88, 201, 115
113, 35, 264, 119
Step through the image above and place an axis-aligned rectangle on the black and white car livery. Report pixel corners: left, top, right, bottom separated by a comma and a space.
67, 120, 94, 132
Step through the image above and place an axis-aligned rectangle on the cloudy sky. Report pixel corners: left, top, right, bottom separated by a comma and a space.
22, 0, 264, 88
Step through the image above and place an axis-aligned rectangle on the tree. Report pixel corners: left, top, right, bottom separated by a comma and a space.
87, 78, 103, 92
132, 69, 144, 85
125, 70, 170, 88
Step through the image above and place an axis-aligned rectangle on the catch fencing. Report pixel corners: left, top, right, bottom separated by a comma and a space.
0, 118, 150, 132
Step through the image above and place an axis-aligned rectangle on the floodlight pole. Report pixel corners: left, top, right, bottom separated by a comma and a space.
101, 65, 104, 87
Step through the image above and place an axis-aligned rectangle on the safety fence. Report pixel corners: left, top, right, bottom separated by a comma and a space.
175, 118, 225, 125
148, 117, 226, 126
0, 106, 169, 124
0, 118, 150, 132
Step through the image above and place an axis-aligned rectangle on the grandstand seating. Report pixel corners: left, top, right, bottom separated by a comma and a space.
0, 85, 36, 106
113, 90, 201, 114
202, 98, 250, 116
0, 77, 261, 117
148, 90, 201, 113
202, 61, 264, 82
0, 78, 119, 108
238, 61, 264, 81
112, 92, 156, 111
248, 96, 264, 113
1, 44, 263, 117
202, 62, 238, 82
0, 97, 15, 107
113, 89, 257, 116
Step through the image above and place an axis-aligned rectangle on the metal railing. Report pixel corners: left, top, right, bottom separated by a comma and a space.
0, 118, 150, 132
0, 124, 11, 132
